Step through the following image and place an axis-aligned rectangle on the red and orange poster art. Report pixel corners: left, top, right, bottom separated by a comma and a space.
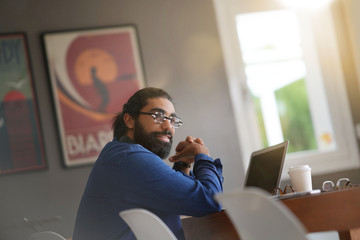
43, 26, 145, 166
0, 33, 46, 174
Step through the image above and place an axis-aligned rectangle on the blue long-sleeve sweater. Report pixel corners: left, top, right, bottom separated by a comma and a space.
72, 138, 224, 240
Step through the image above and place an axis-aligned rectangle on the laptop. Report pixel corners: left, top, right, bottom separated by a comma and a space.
244, 140, 289, 194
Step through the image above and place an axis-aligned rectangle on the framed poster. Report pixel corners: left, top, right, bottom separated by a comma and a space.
42, 25, 145, 167
0, 32, 46, 174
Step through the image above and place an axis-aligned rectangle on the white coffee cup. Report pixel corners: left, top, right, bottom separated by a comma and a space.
288, 165, 312, 192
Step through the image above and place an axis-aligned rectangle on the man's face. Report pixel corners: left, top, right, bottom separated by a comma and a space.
133, 98, 176, 159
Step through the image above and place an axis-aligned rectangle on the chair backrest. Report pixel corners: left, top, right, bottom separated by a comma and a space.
119, 208, 177, 240
214, 188, 308, 240
29, 231, 66, 240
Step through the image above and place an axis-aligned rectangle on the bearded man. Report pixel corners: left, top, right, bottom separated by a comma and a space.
72, 87, 224, 240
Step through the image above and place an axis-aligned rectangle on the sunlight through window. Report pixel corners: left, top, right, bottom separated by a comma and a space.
236, 10, 336, 153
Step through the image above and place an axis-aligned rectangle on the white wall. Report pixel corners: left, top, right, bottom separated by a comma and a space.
342, 0, 360, 84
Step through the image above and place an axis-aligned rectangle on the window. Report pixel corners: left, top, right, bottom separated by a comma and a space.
236, 9, 336, 154
213, 0, 359, 178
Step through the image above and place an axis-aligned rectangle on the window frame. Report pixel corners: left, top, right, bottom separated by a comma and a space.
212, 0, 360, 178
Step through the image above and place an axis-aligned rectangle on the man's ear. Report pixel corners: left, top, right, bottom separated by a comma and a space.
124, 113, 135, 129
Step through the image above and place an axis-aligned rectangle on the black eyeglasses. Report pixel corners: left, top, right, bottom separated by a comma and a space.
139, 112, 183, 128
321, 178, 352, 192
272, 185, 295, 196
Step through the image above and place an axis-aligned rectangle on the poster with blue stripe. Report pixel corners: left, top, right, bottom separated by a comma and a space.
0, 33, 46, 174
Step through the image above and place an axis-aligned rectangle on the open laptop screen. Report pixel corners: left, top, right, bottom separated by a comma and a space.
244, 140, 288, 194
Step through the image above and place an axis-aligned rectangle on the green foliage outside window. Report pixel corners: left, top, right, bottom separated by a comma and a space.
252, 78, 317, 153
253, 97, 268, 147
275, 78, 317, 152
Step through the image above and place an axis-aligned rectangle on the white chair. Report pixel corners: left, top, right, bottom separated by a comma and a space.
214, 188, 308, 240
29, 231, 66, 240
119, 208, 177, 240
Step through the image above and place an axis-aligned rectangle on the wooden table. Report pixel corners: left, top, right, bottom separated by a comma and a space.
182, 187, 360, 240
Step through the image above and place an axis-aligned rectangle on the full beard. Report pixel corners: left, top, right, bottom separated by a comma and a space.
133, 121, 173, 159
